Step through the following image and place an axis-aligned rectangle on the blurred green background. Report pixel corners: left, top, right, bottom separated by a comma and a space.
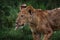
0, 0, 60, 40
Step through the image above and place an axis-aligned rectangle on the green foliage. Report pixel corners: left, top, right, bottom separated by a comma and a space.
0, 0, 60, 40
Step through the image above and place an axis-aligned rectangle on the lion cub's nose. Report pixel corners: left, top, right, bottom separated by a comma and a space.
15, 22, 18, 26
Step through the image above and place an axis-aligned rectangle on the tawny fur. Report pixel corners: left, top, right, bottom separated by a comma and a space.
15, 6, 60, 40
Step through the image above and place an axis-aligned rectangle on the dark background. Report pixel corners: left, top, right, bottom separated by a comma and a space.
0, 0, 60, 40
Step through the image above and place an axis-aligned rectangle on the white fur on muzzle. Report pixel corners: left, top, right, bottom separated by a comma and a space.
14, 26, 24, 30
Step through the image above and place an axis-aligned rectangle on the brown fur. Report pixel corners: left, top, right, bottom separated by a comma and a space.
15, 6, 60, 40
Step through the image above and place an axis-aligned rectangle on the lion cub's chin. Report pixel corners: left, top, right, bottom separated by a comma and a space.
19, 26, 24, 29
14, 26, 24, 30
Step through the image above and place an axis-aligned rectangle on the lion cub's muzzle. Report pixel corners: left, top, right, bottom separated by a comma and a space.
15, 22, 24, 30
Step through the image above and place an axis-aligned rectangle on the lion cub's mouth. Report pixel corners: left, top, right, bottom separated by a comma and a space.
15, 23, 26, 30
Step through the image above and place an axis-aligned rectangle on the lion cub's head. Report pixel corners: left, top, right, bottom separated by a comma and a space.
15, 6, 35, 30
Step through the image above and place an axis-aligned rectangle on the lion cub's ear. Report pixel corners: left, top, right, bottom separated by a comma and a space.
26, 6, 35, 15
20, 4, 27, 10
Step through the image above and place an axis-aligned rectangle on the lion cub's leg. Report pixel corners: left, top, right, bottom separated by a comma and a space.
30, 26, 41, 40
43, 27, 53, 40
32, 32, 41, 40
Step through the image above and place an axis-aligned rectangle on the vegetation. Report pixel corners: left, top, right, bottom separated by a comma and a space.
0, 0, 60, 40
